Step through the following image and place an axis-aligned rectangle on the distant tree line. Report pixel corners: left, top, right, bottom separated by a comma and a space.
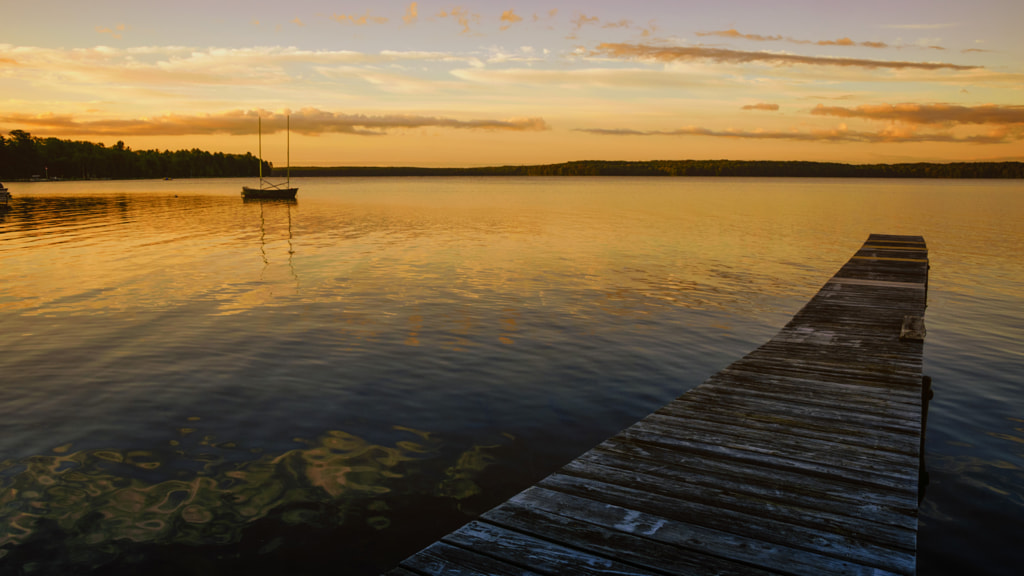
0, 130, 268, 180
287, 159, 1023, 179
2, 129, 1021, 180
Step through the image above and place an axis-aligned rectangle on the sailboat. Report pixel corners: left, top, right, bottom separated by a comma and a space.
0, 182, 10, 210
242, 115, 298, 200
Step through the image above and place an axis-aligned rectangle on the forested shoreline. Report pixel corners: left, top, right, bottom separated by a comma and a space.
2, 130, 1021, 180
286, 159, 1024, 178
0, 130, 267, 180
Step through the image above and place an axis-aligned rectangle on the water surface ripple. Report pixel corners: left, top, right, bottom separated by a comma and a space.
0, 177, 1021, 575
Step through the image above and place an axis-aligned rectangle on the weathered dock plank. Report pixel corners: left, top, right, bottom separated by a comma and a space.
388, 234, 928, 575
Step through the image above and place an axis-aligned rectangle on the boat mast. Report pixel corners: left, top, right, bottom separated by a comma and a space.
258, 115, 263, 184
287, 115, 291, 189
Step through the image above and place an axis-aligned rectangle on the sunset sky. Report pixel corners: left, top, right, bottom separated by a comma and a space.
2, 0, 1022, 166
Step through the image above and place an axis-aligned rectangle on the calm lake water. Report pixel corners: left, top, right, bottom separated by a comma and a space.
0, 177, 1021, 575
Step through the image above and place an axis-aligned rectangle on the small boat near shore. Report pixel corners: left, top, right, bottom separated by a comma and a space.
0, 182, 11, 210
241, 183, 297, 200
242, 115, 298, 200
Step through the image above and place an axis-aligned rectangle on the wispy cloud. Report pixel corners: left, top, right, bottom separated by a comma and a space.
566, 13, 600, 38
571, 14, 600, 31
565, 13, 655, 39
0, 108, 550, 137
883, 23, 957, 30
742, 103, 779, 111
575, 102, 1024, 145
500, 9, 522, 31
816, 38, 879, 48
811, 103, 1024, 125
437, 7, 480, 35
574, 125, 1016, 144
314, 66, 448, 94
697, 29, 781, 42
96, 24, 127, 40
698, 29, 893, 49
2, 45, 486, 89
532, 8, 558, 24
602, 19, 631, 29
593, 43, 980, 70
693, 29, 968, 51
331, 12, 388, 26
403, 2, 418, 25
450, 67, 718, 89
480, 47, 545, 64
5, 45, 288, 87
638, 20, 658, 38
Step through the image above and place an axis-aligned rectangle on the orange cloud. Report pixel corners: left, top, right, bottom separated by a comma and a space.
567, 15, 655, 39
0, 58, 17, 65
602, 19, 631, 29
697, 29, 890, 49
811, 103, 1024, 125
331, 12, 388, 26
96, 24, 126, 40
437, 7, 480, 34
818, 37, 855, 46
403, 2, 418, 25
0, 109, 550, 137
292, 18, 305, 27
593, 43, 979, 70
574, 125, 1015, 144
500, 9, 522, 31
532, 8, 558, 23
697, 29, 782, 42
883, 23, 956, 30
577, 102, 1024, 145
570, 13, 599, 32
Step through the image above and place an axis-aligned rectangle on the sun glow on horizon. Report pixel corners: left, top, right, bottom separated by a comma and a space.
2, 0, 1022, 166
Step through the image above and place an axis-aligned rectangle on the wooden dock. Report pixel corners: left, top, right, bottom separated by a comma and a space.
388, 234, 929, 576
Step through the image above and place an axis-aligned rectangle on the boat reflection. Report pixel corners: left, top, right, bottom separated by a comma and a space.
247, 196, 298, 284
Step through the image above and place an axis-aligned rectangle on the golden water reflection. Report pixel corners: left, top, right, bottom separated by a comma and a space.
8, 179, 1024, 359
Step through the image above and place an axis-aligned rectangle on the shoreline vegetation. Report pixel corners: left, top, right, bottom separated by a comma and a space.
279, 159, 1023, 179
2, 130, 1021, 180
0, 130, 267, 181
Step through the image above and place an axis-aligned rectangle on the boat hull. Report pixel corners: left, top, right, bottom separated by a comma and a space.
241, 186, 298, 200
